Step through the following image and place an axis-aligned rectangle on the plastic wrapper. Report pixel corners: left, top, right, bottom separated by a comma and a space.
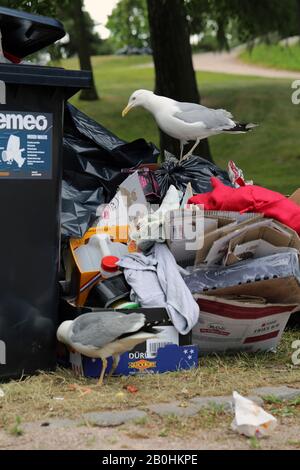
155, 155, 233, 198
183, 252, 300, 293
61, 104, 159, 238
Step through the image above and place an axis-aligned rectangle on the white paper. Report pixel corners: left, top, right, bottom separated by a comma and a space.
231, 391, 277, 437
146, 326, 179, 359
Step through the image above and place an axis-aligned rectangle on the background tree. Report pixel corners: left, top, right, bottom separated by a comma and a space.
69, 0, 99, 100
147, 0, 212, 161
187, 0, 299, 49
60, 11, 104, 58
107, 0, 150, 50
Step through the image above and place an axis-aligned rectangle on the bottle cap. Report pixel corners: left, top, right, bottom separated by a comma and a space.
101, 256, 119, 273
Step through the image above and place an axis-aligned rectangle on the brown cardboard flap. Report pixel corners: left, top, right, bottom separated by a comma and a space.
224, 224, 300, 265
290, 188, 300, 207
195, 216, 258, 264
208, 277, 300, 304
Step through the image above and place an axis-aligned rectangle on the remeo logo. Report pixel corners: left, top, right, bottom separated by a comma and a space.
128, 359, 156, 370
0, 113, 48, 131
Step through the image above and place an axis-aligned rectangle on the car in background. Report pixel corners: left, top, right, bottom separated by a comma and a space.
115, 46, 152, 55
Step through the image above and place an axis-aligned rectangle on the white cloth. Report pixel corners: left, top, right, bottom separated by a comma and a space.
118, 243, 199, 335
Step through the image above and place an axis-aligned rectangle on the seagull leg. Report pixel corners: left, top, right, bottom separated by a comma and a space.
97, 357, 108, 386
108, 354, 120, 378
179, 141, 185, 161
181, 138, 200, 161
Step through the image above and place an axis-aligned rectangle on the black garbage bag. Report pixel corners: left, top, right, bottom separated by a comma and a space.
155, 155, 233, 198
61, 178, 105, 239
61, 104, 159, 238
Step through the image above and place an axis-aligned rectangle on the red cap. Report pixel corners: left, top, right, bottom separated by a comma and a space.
101, 256, 120, 273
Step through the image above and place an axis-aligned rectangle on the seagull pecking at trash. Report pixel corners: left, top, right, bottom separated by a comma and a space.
57, 311, 160, 386
122, 89, 257, 161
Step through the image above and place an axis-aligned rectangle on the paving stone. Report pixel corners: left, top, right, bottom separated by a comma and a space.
147, 402, 200, 417
83, 409, 147, 427
252, 386, 300, 401
23, 418, 77, 431
190, 395, 264, 413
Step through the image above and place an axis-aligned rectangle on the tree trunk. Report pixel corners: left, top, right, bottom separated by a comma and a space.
216, 18, 229, 51
147, 0, 212, 162
72, 0, 99, 101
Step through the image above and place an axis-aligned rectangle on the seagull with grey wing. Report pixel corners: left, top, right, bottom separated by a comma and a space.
122, 89, 257, 161
57, 311, 160, 386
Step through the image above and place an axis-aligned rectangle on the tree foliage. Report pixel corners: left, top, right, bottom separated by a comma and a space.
187, 0, 299, 48
106, 0, 300, 52
106, 0, 150, 49
1, 0, 68, 16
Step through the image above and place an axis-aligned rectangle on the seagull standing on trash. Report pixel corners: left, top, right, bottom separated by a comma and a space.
57, 311, 160, 386
122, 89, 257, 161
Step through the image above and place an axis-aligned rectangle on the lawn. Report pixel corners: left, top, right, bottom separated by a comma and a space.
64, 55, 300, 195
240, 43, 300, 72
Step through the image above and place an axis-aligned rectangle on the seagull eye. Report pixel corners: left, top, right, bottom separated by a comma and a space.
132, 97, 136, 101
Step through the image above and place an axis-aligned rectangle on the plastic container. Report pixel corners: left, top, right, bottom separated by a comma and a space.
0, 8, 91, 380
74, 234, 128, 274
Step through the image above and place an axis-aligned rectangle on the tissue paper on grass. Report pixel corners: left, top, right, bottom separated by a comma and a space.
231, 391, 277, 438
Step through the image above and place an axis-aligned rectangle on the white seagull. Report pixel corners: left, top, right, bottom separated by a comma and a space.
57, 311, 160, 385
122, 89, 257, 161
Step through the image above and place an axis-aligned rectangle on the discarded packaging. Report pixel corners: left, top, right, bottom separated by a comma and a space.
68, 308, 198, 377
184, 251, 300, 294
231, 391, 277, 438
193, 293, 298, 354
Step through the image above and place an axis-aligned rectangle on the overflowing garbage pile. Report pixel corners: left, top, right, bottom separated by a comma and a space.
58, 105, 300, 380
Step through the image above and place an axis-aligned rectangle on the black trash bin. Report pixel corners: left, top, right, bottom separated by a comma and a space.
0, 7, 91, 380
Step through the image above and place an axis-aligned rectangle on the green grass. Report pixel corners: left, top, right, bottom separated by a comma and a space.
240, 43, 300, 72
62, 54, 300, 195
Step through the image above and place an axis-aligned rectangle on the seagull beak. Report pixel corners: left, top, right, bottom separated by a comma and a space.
122, 104, 133, 117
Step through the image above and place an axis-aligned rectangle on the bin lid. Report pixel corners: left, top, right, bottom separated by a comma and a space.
0, 6, 65, 59
0, 63, 92, 99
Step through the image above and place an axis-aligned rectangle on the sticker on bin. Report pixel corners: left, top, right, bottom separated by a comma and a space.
146, 326, 179, 358
0, 111, 53, 179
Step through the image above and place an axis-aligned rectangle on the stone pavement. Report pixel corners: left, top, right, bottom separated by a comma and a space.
17, 385, 300, 430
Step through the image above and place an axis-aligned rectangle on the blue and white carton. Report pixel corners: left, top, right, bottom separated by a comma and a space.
68, 308, 198, 377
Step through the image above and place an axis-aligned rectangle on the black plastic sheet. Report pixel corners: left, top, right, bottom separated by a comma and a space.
155, 155, 233, 198
61, 104, 159, 238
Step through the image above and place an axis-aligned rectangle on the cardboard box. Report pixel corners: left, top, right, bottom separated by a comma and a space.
224, 222, 300, 265
195, 213, 262, 264
193, 293, 299, 354
211, 276, 300, 304
67, 308, 198, 377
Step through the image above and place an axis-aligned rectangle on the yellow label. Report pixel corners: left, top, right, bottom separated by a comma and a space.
128, 359, 156, 370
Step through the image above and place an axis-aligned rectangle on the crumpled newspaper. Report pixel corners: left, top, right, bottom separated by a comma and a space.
231, 391, 277, 438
